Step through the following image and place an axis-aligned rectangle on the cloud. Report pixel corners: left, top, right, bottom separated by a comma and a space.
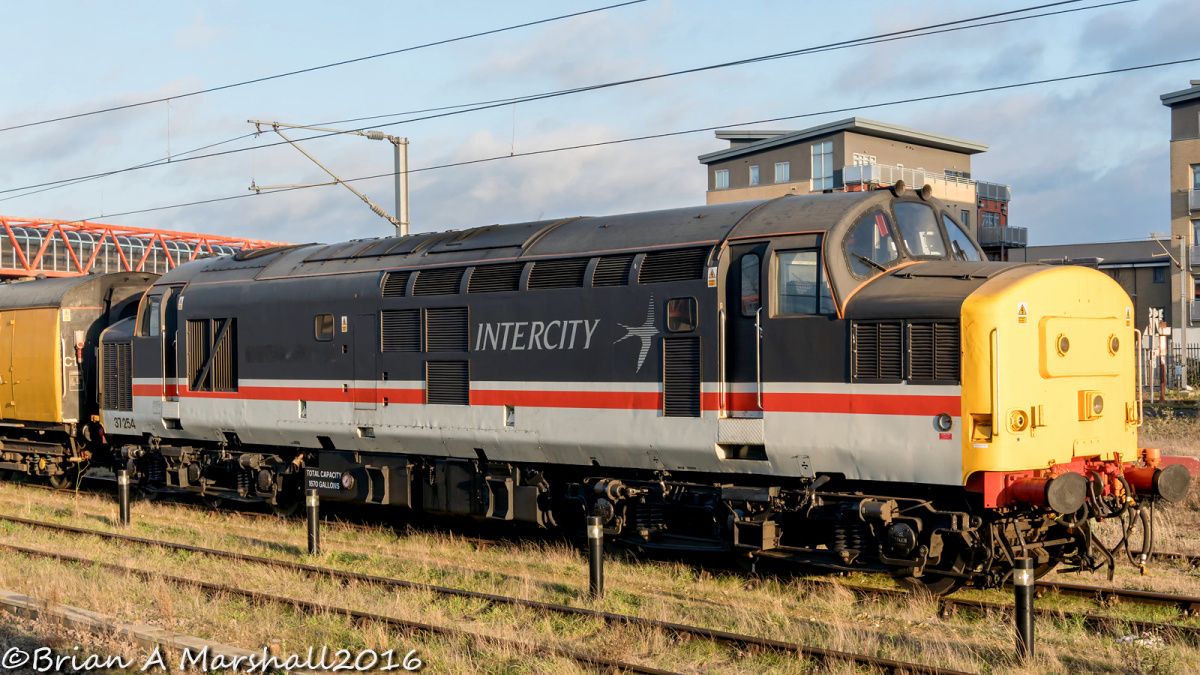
460, 6, 671, 91
407, 122, 705, 232
1075, 0, 1200, 68
173, 10, 222, 51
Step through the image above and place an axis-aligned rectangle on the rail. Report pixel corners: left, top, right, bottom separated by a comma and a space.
0, 512, 966, 675
0, 541, 673, 675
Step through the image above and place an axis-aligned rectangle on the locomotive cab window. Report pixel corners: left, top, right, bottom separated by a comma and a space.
314, 314, 335, 341
739, 254, 761, 316
666, 297, 697, 332
776, 249, 834, 315
893, 202, 948, 258
944, 214, 982, 262
844, 211, 900, 277
139, 296, 161, 337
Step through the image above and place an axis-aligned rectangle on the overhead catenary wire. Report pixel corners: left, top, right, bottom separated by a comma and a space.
0, 0, 1129, 200
53, 55, 1200, 228
0, 1, 648, 135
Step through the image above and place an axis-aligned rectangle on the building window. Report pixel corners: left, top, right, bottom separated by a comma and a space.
981, 211, 1001, 228
1153, 267, 1167, 284
714, 169, 729, 190
1193, 219, 1200, 244
960, 209, 970, 228
749, 164, 760, 186
811, 141, 833, 190
1192, 164, 1200, 191
774, 161, 790, 183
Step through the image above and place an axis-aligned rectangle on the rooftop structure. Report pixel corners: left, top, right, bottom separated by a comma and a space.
0, 216, 284, 278
698, 117, 1019, 260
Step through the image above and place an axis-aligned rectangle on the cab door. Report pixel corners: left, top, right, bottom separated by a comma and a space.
723, 242, 768, 417
161, 285, 183, 401
131, 290, 166, 424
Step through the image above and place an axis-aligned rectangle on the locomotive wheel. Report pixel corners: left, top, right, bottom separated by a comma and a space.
47, 468, 79, 490
896, 543, 972, 595
897, 569, 968, 595
1033, 560, 1058, 579
271, 492, 302, 517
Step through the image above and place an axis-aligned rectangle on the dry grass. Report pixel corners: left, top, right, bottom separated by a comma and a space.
0, 484, 1198, 673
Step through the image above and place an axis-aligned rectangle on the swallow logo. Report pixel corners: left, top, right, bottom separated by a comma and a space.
615, 296, 658, 372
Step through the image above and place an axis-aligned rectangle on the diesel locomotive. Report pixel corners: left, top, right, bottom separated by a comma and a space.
0, 187, 1190, 592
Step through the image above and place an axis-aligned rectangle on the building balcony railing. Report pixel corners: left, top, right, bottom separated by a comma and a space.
976, 181, 1012, 202
1190, 189, 1200, 212
842, 163, 981, 203
844, 163, 972, 187
978, 225, 1028, 248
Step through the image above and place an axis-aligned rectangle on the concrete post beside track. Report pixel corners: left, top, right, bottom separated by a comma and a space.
306, 489, 320, 556
587, 516, 604, 599
1014, 557, 1035, 660
117, 470, 131, 527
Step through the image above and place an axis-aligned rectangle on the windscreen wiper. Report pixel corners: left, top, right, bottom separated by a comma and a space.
853, 253, 888, 272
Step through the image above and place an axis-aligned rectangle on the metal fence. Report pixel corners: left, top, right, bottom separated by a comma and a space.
1140, 342, 1200, 398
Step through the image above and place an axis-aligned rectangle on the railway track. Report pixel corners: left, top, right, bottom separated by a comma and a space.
0, 542, 671, 675
833, 582, 1200, 646
0, 514, 962, 675
12, 478, 1200, 629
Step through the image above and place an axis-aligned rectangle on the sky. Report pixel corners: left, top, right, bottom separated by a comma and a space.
0, 0, 1196, 246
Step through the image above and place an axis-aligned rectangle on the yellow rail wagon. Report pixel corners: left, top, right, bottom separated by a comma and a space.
0, 272, 155, 485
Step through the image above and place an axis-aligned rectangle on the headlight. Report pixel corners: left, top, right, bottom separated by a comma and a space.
934, 413, 953, 432
341, 472, 356, 491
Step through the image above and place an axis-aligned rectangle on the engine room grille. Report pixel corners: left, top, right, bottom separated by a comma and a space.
380, 309, 421, 352
592, 254, 634, 287
413, 267, 464, 296
663, 337, 701, 417
528, 258, 588, 289
468, 263, 523, 293
852, 321, 902, 382
638, 247, 708, 284
908, 322, 961, 383
426, 361, 469, 405
425, 307, 468, 352
381, 271, 411, 297
101, 341, 132, 411
186, 318, 237, 392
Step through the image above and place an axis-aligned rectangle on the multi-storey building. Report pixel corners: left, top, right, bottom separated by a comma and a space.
697, 117, 1022, 259
1161, 81, 1200, 330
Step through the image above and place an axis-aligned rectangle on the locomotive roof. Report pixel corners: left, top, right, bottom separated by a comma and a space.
159, 191, 897, 285
0, 272, 157, 310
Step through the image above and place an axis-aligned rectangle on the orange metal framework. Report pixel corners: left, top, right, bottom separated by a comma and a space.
0, 215, 285, 278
